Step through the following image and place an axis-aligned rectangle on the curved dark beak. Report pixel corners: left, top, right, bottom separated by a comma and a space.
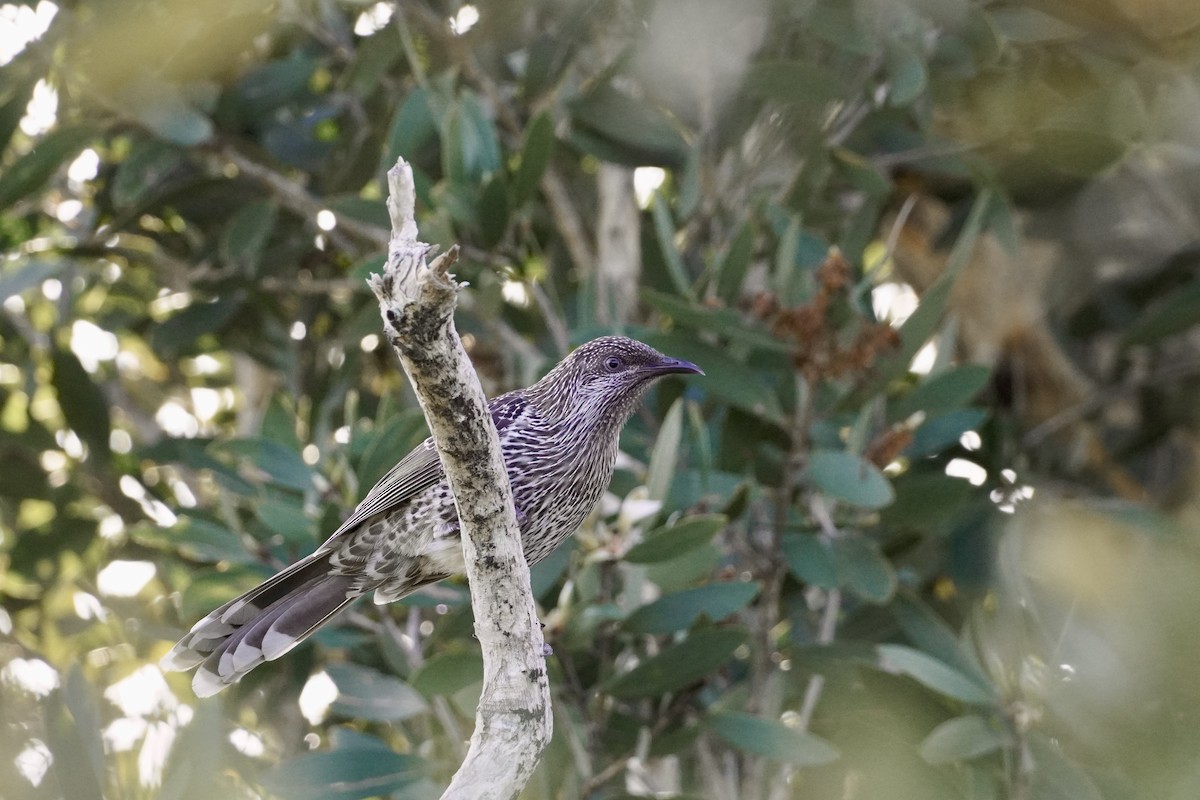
647, 356, 704, 377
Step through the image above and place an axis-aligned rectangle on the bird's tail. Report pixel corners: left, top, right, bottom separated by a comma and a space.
160, 551, 359, 697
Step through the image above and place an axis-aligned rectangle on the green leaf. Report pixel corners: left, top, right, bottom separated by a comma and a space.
807, 2, 873, 54
443, 90, 502, 185
326, 195, 390, 230
217, 437, 314, 492
135, 516, 253, 564
512, 110, 555, 205
44, 681, 106, 800
908, 408, 987, 458
530, 539, 574, 600
882, 472, 975, 530
345, 25, 402, 95
642, 333, 785, 425
781, 533, 838, 589
919, 715, 1005, 764
478, 173, 510, 248
833, 147, 891, 200
51, 347, 111, 462
624, 581, 759, 634
383, 88, 437, 168
150, 296, 244, 359
641, 289, 790, 355
1125, 279, 1200, 345
255, 497, 314, 544
225, 53, 318, 123
651, 193, 693, 297
833, 534, 896, 603
866, 191, 993, 386
221, 200, 278, 275
886, 46, 928, 106
642, 544, 722, 592
889, 364, 991, 423
605, 628, 747, 698
62, 666, 106, 790
0, 124, 92, 212
645, 398, 684, 502
260, 750, 425, 800
715, 223, 754, 303
708, 712, 839, 766
356, 410, 429, 490
877, 644, 995, 705
744, 61, 844, 108
410, 651, 483, 697
326, 663, 429, 722
0, 74, 36, 156
159, 701, 225, 800
624, 514, 726, 564
112, 138, 183, 209
805, 449, 894, 510
124, 78, 213, 145
1028, 732, 1103, 800
569, 85, 687, 168
891, 593, 987, 682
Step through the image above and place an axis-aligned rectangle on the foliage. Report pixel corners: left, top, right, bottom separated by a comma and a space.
3, 1, 1200, 799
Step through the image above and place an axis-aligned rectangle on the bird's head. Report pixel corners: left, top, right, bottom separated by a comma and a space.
528, 336, 702, 428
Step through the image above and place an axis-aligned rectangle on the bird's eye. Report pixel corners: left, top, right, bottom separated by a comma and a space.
604, 356, 623, 373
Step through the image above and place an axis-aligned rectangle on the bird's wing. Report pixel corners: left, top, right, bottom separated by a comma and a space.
321, 391, 530, 545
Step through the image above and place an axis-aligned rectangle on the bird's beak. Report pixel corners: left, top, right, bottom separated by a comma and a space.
646, 356, 704, 377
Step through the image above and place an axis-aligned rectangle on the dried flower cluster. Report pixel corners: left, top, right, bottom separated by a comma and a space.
748, 249, 900, 384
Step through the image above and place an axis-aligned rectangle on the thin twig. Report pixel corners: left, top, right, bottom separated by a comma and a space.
215, 144, 389, 253
767, 494, 842, 800
1023, 356, 1200, 447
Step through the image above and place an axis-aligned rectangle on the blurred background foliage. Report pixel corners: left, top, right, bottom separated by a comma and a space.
3, 0, 1200, 798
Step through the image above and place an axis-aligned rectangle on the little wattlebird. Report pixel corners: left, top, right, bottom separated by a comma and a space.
162, 336, 701, 696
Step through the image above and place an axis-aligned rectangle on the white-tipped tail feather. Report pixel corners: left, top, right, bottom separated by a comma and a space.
160, 552, 363, 697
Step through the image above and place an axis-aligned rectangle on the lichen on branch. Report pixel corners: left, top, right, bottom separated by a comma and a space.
368, 157, 551, 800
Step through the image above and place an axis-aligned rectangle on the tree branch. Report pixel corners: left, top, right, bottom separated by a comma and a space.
368, 157, 552, 800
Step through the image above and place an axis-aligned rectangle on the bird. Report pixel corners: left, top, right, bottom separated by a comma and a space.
161, 336, 702, 696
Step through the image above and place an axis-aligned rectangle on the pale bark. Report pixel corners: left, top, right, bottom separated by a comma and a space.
595, 163, 641, 325
367, 158, 552, 800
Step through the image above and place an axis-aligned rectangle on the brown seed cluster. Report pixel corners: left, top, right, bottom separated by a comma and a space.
749, 249, 900, 383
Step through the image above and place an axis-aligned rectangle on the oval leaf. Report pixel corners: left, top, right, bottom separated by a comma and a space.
889, 364, 992, 422
624, 514, 726, 564
919, 715, 1005, 764
217, 437, 314, 492
908, 408, 988, 458
708, 712, 839, 766
569, 84, 687, 168
512, 110, 555, 205
877, 644, 995, 705
325, 663, 428, 723
51, 347, 111, 462
0, 125, 92, 212
781, 533, 838, 589
605, 628, 747, 698
410, 651, 484, 697
645, 397, 684, 502
624, 581, 760, 635
805, 449, 894, 509
833, 534, 896, 603
260, 749, 424, 800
